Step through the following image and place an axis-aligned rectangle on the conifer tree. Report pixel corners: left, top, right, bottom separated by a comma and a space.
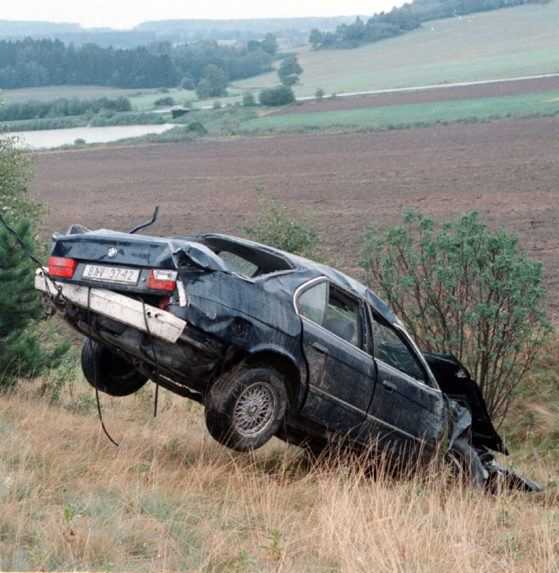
0, 136, 66, 386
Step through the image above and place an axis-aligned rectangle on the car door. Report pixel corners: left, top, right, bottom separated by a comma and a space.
366, 310, 445, 452
296, 278, 376, 440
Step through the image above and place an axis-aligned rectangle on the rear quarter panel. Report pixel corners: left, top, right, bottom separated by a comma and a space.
175, 271, 307, 391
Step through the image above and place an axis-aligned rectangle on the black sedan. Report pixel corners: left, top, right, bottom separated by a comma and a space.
36, 223, 540, 491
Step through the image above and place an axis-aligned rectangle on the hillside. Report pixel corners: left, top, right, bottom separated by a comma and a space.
0, 16, 357, 47
233, 1, 559, 97
135, 16, 356, 36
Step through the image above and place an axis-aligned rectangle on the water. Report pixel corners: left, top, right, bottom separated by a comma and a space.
6, 124, 176, 150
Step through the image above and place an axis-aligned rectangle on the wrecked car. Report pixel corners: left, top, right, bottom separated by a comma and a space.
35, 217, 541, 492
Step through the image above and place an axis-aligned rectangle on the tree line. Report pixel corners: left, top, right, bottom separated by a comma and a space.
0, 97, 132, 122
0, 35, 278, 92
309, 0, 534, 49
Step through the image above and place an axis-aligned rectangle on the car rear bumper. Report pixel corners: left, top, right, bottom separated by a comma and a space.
35, 268, 186, 343
34, 268, 225, 390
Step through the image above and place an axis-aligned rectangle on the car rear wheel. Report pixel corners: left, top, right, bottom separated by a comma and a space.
81, 338, 148, 397
205, 364, 288, 452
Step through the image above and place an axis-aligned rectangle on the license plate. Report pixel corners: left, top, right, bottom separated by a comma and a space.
83, 265, 140, 285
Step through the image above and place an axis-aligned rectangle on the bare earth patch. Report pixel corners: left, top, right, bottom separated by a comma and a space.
273, 75, 559, 115
31, 117, 559, 321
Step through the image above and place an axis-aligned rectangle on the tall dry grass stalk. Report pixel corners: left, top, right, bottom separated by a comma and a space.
0, 383, 557, 572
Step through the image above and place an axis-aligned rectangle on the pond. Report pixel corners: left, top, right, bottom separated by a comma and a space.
6, 124, 176, 150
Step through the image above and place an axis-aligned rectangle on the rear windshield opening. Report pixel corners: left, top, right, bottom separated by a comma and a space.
203, 237, 293, 278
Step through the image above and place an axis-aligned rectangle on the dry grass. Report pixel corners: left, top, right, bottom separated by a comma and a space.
0, 379, 558, 573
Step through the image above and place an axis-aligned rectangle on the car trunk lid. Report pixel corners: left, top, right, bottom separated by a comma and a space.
48, 228, 227, 296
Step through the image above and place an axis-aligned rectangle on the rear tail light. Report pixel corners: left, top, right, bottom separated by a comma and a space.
147, 269, 177, 292
48, 256, 78, 279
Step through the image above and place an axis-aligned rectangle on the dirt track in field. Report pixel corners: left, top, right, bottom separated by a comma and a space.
276, 75, 559, 115
31, 117, 559, 320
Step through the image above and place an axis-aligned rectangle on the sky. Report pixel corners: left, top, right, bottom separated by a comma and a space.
0, 0, 403, 29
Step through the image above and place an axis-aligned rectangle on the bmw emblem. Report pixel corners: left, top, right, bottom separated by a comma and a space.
107, 247, 118, 258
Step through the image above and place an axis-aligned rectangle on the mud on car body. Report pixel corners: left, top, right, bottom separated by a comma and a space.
36, 223, 541, 492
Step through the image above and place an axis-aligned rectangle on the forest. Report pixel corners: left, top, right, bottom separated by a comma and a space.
309, 0, 536, 49
0, 36, 277, 90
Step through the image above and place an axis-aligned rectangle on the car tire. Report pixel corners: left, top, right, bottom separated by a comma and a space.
205, 364, 288, 452
81, 338, 148, 397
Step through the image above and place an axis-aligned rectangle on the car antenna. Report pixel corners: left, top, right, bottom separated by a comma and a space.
129, 206, 159, 234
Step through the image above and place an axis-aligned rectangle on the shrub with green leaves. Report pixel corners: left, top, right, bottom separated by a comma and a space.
244, 204, 318, 257
242, 92, 257, 107
361, 210, 550, 423
258, 86, 295, 107
0, 137, 37, 220
0, 136, 67, 387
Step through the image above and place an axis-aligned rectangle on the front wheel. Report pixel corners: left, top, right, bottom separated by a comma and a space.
205, 364, 288, 452
81, 339, 148, 397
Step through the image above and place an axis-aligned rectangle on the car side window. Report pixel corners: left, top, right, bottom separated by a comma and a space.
298, 281, 363, 349
371, 314, 426, 383
298, 281, 328, 324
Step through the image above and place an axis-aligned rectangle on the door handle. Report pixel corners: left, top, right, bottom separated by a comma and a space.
382, 380, 397, 392
312, 342, 329, 354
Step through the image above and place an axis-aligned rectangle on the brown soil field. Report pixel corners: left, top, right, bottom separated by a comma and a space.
32, 117, 559, 320
275, 75, 559, 115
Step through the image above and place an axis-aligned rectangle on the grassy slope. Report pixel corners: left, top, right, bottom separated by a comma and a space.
234, 1, 559, 97
0, 379, 558, 572
241, 90, 559, 133
0, 336, 557, 571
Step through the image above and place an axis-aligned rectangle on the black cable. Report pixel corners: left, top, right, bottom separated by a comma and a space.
87, 286, 119, 447
141, 298, 161, 418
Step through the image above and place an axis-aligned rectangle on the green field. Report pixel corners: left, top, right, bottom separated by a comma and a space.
0, 85, 145, 103
240, 91, 559, 134
3, 1, 558, 113
234, 1, 559, 98
0, 85, 198, 110
2, 1, 559, 139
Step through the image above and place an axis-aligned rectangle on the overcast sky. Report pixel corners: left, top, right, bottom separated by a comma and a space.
1, 0, 403, 29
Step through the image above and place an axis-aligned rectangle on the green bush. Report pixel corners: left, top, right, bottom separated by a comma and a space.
180, 76, 195, 91
361, 210, 550, 423
0, 136, 67, 387
0, 116, 84, 133
259, 86, 295, 107
89, 112, 165, 127
0, 97, 131, 122
278, 55, 303, 87
244, 204, 318, 257
242, 93, 257, 107
186, 122, 208, 135
154, 96, 175, 107
195, 64, 228, 99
